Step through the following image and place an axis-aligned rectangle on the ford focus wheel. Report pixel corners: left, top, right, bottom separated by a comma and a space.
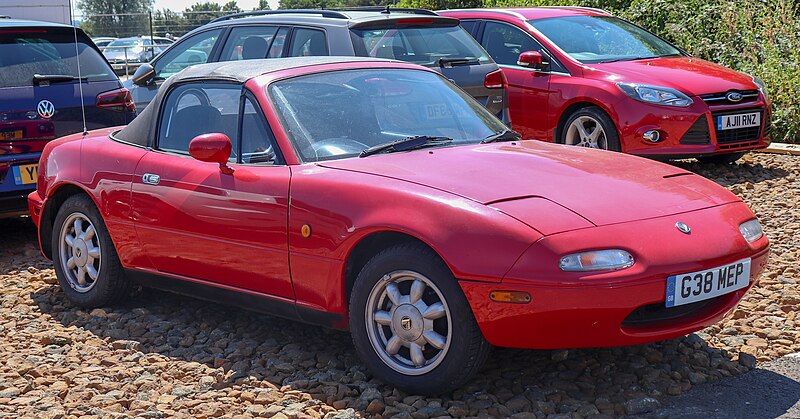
562, 107, 621, 151
52, 195, 132, 307
350, 243, 491, 395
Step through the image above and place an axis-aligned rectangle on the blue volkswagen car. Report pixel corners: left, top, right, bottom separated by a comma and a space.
0, 19, 135, 217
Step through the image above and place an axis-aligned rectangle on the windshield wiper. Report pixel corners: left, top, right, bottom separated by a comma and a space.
359, 135, 453, 158
438, 57, 479, 68
33, 74, 88, 85
480, 129, 521, 144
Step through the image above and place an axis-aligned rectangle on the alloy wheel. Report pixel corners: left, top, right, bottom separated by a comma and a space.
565, 116, 608, 149
365, 270, 453, 375
59, 212, 102, 293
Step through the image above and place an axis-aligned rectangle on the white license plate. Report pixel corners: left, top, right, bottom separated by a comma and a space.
665, 258, 751, 308
716, 112, 760, 131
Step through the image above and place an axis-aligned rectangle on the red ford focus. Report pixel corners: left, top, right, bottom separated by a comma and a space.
28, 57, 768, 394
439, 7, 772, 164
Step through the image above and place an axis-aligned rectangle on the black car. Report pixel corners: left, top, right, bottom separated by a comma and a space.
0, 19, 135, 217
125, 8, 509, 124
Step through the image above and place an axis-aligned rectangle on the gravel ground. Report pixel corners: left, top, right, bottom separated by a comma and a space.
0, 152, 798, 418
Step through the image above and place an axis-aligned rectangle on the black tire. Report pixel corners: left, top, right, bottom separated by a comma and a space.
560, 106, 622, 152
697, 152, 745, 164
51, 194, 132, 307
349, 243, 491, 395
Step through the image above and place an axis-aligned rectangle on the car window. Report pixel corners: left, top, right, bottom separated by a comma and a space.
482, 21, 542, 66
459, 20, 478, 36
158, 83, 240, 161
269, 69, 506, 162
240, 96, 279, 165
0, 28, 115, 87
154, 29, 222, 80
351, 25, 490, 66
268, 27, 290, 58
288, 28, 328, 57
220, 26, 279, 61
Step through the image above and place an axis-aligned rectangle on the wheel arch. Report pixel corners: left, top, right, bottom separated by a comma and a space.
39, 182, 95, 259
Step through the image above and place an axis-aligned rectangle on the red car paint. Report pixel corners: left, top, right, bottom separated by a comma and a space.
439, 8, 772, 158
28, 59, 768, 349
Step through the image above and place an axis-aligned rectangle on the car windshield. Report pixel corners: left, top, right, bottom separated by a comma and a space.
529, 16, 683, 64
350, 25, 491, 67
269, 68, 507, 162
0, 29, 116, 87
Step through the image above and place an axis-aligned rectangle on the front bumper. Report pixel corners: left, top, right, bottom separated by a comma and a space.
461, 202, 769, 349
620, 95, 771, 158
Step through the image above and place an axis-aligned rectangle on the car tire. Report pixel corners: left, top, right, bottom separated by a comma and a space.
51, 194, 132, 308
561, 107, 622, 151
349, 243, 491, 395
697, 152, 745, 164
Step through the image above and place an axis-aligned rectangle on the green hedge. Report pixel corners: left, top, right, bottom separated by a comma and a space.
398, 0, 800, 143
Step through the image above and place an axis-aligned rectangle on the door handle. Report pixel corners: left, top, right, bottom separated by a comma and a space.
142, 173, 160, 185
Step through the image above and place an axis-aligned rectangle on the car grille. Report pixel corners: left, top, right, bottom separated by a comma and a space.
700, 90, 760, 105
680, 116, 711, 144
622, 297, 720, 328
711, 108, 764, 144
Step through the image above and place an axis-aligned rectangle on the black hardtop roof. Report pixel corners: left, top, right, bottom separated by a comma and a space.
116, 56, 401, 146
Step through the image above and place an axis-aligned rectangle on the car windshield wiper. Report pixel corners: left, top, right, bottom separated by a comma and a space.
359, 135, 453, 158
33, 74, 88, 85
480, 129, 521, 144
437, 57, 479, 68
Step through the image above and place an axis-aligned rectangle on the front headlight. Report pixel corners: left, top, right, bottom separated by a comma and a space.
739, 219, 764, 243
559, 249, 635, 272
617, 83, 693, 107
751, 75, 770, 103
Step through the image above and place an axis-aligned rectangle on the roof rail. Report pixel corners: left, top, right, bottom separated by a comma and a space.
336, 6, 437, 16
0, 15, 10, 19
210, 9, 349, 24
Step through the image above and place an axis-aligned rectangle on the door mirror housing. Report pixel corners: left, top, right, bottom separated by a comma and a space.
517, 51, 547, 70
131, 63, 156, 86
189, 133, 234, 174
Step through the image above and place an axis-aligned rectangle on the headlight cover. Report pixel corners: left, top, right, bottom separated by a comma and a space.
751, 75, 770, 103
617, 83, 693, 107
559, 249, 635, 272
739, 219, 764, 243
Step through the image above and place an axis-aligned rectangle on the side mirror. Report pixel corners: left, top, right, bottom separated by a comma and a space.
517, 51, 547, 70
131, 63, 155, 86
189, 133, 234, 174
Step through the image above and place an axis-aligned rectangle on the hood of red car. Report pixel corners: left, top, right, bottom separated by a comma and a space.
590, 57, 757, 96
318, 141, 740, 227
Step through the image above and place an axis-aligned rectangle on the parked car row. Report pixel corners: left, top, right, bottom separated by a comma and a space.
2, 7, 771, 395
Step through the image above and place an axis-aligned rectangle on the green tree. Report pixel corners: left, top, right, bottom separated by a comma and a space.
184, 1, 242, 28
78, 0, 153, 37
258, 0, 273, 9
152, 9, 189, 37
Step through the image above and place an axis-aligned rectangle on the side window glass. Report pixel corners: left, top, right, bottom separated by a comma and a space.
220, 26, 279, 61
482, 21, 542, 66
289, 28, 328, 57
154, 29, 222, 80
158, 83, 241, 162
268, 27, 290, 58
459, 20, 477, 36
240, 96, 278, 165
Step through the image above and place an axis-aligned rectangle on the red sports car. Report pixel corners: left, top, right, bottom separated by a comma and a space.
439, 7, 772, 164
28, 57, 768, 394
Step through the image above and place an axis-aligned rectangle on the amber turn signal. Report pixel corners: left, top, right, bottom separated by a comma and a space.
301, 224, 312, 238
489, 291, 531, 304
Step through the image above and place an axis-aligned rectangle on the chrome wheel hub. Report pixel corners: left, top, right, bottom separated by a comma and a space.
366, 270, 452, 375
59, 213, 102, 293
565, 116, 608, 149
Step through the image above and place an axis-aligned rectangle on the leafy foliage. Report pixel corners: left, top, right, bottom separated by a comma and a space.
78, 0, 153, 37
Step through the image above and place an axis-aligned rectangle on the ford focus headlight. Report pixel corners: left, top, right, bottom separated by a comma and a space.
751, 75, 770, 103
739, 219, 764, 243
617, 83, 693, 107
559, 249, 635, 272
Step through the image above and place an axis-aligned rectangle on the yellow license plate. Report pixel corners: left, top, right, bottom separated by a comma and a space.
0, 130, 23, 140
13, 164, 38, 185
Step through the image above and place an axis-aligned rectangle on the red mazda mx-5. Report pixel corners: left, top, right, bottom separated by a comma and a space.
439, 7, 772, 164
28, 57, 768, 394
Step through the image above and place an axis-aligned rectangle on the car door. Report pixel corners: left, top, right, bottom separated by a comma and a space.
128, 28, 223, 111
131, 81, 293, 299
479, 20, 553, 140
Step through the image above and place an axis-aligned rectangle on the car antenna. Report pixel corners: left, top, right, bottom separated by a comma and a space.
69, 0, 88, 136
